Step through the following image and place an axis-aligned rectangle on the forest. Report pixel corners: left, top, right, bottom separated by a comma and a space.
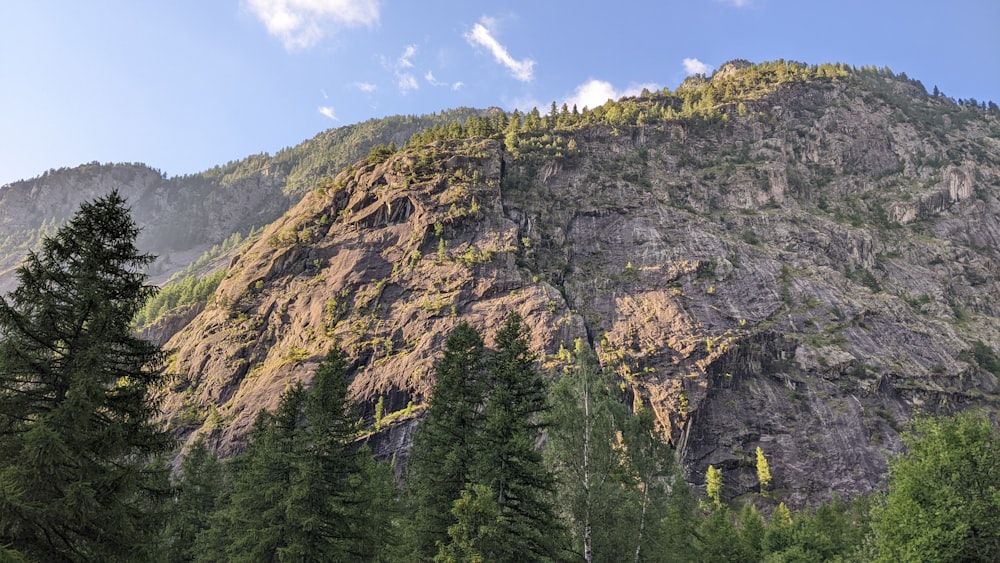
1, 191, 999, 562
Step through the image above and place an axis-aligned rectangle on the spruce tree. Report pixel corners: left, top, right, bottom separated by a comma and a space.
282, 348, 367, 561
473, 312, 561, 562
160, 437, 226, 563
198, 348, 382, 562
404, 322, 487, 559
0, 191, 172, 562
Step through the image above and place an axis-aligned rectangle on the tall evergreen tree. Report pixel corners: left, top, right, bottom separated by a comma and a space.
282, 349, 367, 561
433, 484, 503, 563
473, 312, 562, 562
0, 191, 172, 562
160, 437, 226, 563
404, 322, 488, 559
197, 348, 385, 562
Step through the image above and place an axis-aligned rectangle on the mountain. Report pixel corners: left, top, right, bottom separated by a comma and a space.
0, 108, 487, 292
10, 60, 1000, 508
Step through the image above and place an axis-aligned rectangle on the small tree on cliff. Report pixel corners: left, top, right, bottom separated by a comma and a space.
756, 446, 772, 496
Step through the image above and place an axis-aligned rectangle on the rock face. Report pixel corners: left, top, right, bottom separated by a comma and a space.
18, 64, 1000, 508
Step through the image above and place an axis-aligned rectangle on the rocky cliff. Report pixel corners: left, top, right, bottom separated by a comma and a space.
14, 62, 1000, 508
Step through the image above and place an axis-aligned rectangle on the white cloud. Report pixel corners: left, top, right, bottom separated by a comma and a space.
397, 73, 419, 93
380, 45, 423, 93
425, 71, 442, 86
398, 44, 417, 68
567, 80, 617, 111
464, 20, 534, 82
683, 57, 712, 76
565, 79, 662, 111
452, 81, 464, 91
354, 81, 377, 93
247, 0, 380, 51
318, 106, 338, 120
718, 0, 752, 6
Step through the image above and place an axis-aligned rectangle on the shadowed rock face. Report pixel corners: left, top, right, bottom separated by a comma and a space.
16, 68, 1000, 507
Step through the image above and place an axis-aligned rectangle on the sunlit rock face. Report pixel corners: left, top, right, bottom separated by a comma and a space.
12, 66, 1000, 507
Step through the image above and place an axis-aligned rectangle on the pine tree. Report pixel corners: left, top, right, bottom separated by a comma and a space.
0, 191, 172, 562
474, 312, 562, 561
404, 322, 488, 559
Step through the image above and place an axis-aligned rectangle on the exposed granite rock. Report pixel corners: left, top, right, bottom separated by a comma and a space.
134, 71, 1000, 506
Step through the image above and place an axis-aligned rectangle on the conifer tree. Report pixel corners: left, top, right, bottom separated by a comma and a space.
0, 191, 172, 562
282, 348, 367, 561
404, 322, 487, 560
434, 484, 503, 563
474, 312, 562, 561
160, 437, 226, 563
197, 348, 383, 562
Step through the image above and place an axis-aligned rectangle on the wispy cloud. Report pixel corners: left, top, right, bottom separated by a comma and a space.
425, 71, 443, 87
565, 79, 662, 111
248, 0, 380, 51
397, 73, 419, 93
318, 106, 338, 120
354, 81, 377, 93
717, 0, 752, 6
425, 71, 463, 91
683, 57, 712, 75
464, 19, 534, 82
381, 45, 422, 93
398, 44, 416, 68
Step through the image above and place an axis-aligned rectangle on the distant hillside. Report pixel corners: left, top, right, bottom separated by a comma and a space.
0, 107, 487, 292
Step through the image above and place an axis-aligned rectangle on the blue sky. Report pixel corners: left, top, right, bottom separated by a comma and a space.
2, 1, 998, 186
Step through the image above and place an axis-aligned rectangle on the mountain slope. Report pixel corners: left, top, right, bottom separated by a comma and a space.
0, 108, 486, 293
158, 61, 1000, 507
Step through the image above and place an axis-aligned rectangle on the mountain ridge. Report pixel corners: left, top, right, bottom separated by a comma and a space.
5, 60, 1000, 507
